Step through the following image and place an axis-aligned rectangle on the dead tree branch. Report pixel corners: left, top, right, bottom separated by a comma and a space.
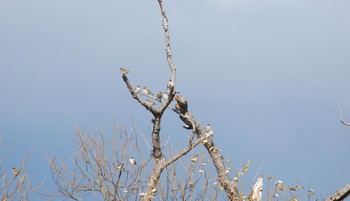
121, 0, 239, 200
325, 183, 350, 201
120, 0, 179, 200
174, 95, 239, 200
49, 128, 153, 201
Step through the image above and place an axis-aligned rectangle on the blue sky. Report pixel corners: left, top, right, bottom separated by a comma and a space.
1, 0, 350, 199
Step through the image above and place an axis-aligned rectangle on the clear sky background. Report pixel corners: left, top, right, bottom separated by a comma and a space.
1, 0, 350, 200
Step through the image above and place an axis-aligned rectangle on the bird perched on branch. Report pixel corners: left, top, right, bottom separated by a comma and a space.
129, 157, 137, 165
12, 167, 20, 176
156, 92, 163, 102
134, 85, 141, 94
147, 99, 155, 106
174, 95, 193, 129
116, 163, 124, 171
163, 93, 169, 101
175, 104, 181, 111
191, 154, 198, 163
143, 87, 153, 96
174, 95, 188, 114
167, 79, 174, 89
120, 67, 129, 75
206, 124, 214, 135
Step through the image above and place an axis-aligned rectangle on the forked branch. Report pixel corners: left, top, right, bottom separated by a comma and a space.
121, 0, 178, 200
122, 0, 239, 200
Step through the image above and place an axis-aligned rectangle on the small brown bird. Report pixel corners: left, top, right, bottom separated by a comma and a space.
162, 93, 169, 100
167, 79, 174, 89
143, 87, 153, 96
308, 189, 315, 196
205, 124, 211, 132
289, 186, 297, 191
205, 124, 213, 135
2, 195, 8, 201
129, 157, 137, 165
175, 104, 181, 111
12, 167, 20, 176
156, 92, 163, 102
174, 95, 180, 101
225, 167, 234, 174
116, 163, 124, 171
191, 154, 198, 163
134, 85, 141, 94
147, 99, 155, 106
151, 188, 157, 193
120, 67, 129, 75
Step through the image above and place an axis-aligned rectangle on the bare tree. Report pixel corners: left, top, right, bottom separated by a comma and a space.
49, 1, 350, 201
120, 0, 240, 200
50, 127, 153, 200
49, 0, 239, 199
49, 126, 226, 200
